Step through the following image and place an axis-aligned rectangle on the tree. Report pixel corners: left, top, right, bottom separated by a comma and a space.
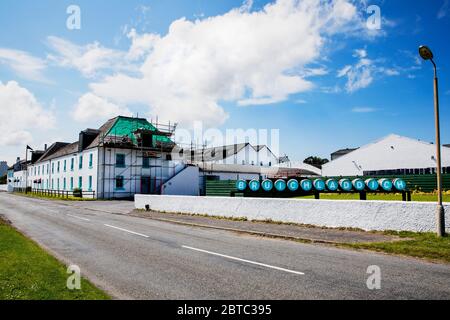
0, 174, 6, 184
303, 156, 329, 169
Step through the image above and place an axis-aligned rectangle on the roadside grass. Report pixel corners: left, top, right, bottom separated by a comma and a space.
298, 192, 450, 202
0, 218, 110, 300
340, 231, 450, 263
12, 192, 95, 201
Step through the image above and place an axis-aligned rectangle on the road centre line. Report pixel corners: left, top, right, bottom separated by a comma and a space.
66, 214, 91, 221
104, 224, 150, 238
182, 245, 305, 275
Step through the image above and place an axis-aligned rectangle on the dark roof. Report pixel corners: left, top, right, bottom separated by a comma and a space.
85, 117, 118, 149
38, 142, 78, 162
444, 144, 450, 148
191, 143, 249, 161
331, 147, 359, 155
37, 142, 71, 162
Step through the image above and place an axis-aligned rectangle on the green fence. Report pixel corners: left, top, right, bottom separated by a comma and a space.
205, 180, 237, 197
325, 174, 450, 193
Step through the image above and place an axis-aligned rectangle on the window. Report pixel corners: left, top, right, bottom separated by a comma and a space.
115, 176, 124, 189
57, 178, 60, 190
78, 176, 82, 189
52, 162, 54, 174
88, 176, 92, 191
143, 157, 150, 168
269, 161, 272, 167
64, 160, 67, 172
51, 179, 54, 189
38, 166, 40, 175
89, 154, 93, 168
116, 154, 125, 168
63, 178, 66, 190
70, 158, 74, 171
70, 177, 73, 191
57, 161, 60, 173
79, 155, 83, 169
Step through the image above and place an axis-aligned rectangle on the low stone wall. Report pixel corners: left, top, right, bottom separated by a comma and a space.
0, 184, 8, 192
135, 195, 450, 232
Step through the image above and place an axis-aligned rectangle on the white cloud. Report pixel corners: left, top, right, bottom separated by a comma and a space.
125, 28, 160, 61
0, 81, 55, 146
337, 48, 400, 93
351, 107, 377, 113
85, 0, 367, 126
71, 93, 132, 122
0, 48, 48, 82
438, 0, 449, 19
47, 36, 136, 78
337, 50, 374, 92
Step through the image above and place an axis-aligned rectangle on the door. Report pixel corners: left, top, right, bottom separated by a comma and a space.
141, 176, 151, 194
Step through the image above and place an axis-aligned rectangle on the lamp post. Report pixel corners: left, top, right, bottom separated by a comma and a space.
419, 45, 445, 237
25, 145, 33, 194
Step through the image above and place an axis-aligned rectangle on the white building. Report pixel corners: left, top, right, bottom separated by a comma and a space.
322, 134, 450, 177
190, 143, 279, 167
8, 116, 185, 199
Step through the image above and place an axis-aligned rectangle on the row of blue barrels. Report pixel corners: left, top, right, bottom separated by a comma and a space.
236, 178, 407, 193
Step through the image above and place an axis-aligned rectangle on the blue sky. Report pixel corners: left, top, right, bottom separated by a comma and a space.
0, 0, 449, 164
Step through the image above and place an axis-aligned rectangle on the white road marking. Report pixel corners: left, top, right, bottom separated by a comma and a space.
182, 245, 305, 275
104, 224, 150, 238
67, 214, 90, 222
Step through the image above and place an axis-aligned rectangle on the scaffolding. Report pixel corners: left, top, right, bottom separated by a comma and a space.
98, 117, 182, 199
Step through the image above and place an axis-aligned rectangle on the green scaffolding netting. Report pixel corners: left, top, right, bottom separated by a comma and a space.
106, 117, 173, 146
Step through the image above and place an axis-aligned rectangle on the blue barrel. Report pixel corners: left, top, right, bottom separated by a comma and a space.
236, 180, 247, 191
301, 179, 313, 191
313, 179, 326, 191
378, 178, 393, 191
326, 179, 339, 191
352, 178, 366, 191
274, 179, 286, 192
287, 179, 299, 191
249, 180, 260, 191
339, 179, 353, 191
393, 178, 407, 191
261, 179, 273, 191
365, 178, 379, 191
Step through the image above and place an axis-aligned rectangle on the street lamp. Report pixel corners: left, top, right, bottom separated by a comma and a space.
419, 45, 446, 237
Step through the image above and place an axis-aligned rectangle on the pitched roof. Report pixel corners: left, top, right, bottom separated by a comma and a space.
38, 142, 77, 162
191, 143, 249, 161
37, 142, 71, 162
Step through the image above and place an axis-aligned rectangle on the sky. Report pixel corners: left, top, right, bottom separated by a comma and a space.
0, 0, 449, 165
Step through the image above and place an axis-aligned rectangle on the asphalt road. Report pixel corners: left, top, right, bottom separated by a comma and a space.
1, 192, 449, 300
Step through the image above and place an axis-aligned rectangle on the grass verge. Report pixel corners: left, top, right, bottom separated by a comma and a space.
298, 192, 450, 202
12, 192, 95, 201
340, 231, 450, 263
0, 218, 110, 300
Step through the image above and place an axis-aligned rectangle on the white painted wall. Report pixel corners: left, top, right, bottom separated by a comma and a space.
27, 148, 98, 195
161, 166, 200, 196
322, 134, 450, 177
8, 170, 26, 188
135, 195, 450, 232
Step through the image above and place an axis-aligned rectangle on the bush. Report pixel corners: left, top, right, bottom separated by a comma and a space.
72, 188, 82, 198
0, 174, 6, 184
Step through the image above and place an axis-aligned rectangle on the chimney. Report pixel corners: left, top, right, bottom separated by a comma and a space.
16, 157, 20, 163
44, 144, 47, 150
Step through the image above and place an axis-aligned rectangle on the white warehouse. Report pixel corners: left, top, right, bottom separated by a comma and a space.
322, 134, 450, 177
